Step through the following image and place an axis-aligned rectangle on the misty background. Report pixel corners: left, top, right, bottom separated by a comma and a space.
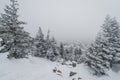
0, 0, 120, 43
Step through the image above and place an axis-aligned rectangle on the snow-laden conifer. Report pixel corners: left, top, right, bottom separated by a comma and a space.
0, 0, 31, 58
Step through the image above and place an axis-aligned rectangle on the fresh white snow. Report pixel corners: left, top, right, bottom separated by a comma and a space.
0, 53, 120, 80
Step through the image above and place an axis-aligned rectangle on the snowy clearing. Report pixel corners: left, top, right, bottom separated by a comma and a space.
0, 53, 120, 80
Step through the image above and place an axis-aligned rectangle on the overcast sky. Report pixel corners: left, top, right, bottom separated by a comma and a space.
0, 0, 120, 43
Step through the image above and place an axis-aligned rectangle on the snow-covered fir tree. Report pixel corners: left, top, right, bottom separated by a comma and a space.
59, 42, 65, 58
33, 28, 60, 61
45, 30, 51, 52
63, 43, 83, 62
64, 45, 75, 61
0, 0, 31, 58
58, 42, 84, 63
45, 30, 60, 61
101, 16, 120, 65
85, 15, 120, 75
74, 46, 83, 63
46, 37, 60, 61
34, 27, 47, 57
85, 43, 108, 75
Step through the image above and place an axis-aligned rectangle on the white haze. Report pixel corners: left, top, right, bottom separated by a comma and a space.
0, 0, 120, 43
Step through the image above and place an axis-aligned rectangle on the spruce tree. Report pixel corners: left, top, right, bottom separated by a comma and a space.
45, 30, 59, 61
45, 30, 51, 51
59, 42, 64, 58
86, 43, 108, 75
86, 15, 120, 75
46, 37, 59, 61
101, 16, 120, 65
74, 46, 83, 63
0, 0, 31, 58
34, 27, 46, 57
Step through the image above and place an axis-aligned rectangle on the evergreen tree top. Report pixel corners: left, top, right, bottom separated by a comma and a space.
46, 29, 50, 40
102, 16, 120, 34
0, 0, 26, 27
36, 27, 44, 40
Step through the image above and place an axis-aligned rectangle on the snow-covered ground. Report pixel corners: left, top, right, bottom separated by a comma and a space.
0, 53, 120, 80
